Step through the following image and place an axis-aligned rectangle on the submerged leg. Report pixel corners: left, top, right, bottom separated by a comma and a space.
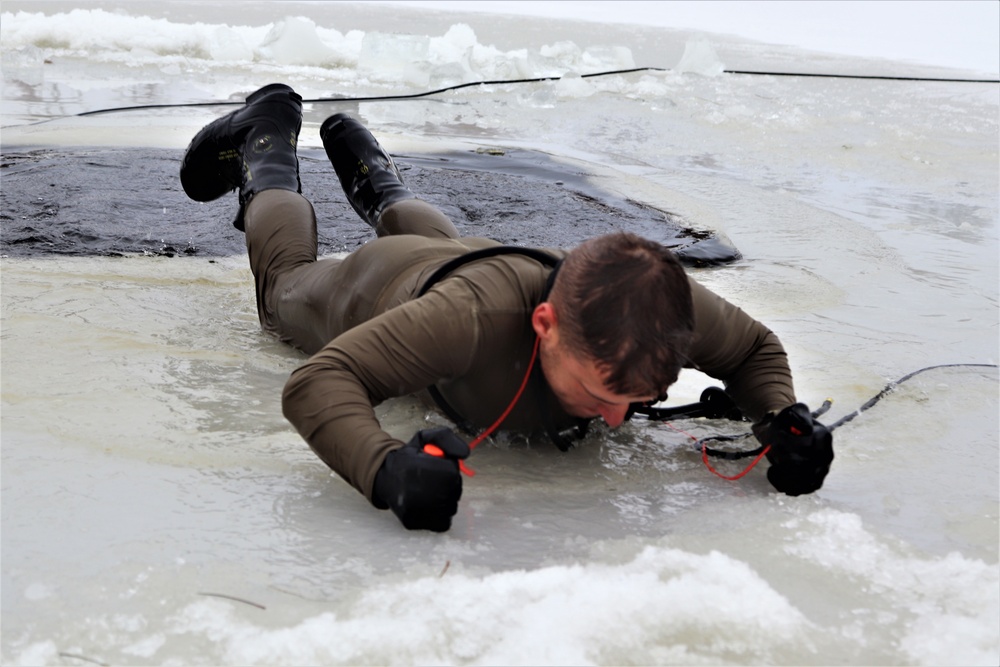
242, 190, 334, 352
243, 193, 462, 355
180, 89, 459, 354
180, 84, 337, 352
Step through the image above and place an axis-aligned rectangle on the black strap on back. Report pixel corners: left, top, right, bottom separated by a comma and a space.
417, 245, 562, 297
417, 245, 563, 437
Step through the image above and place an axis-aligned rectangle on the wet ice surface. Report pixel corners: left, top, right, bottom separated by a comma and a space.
2, 2, 998, 665
3, 256, 995, 664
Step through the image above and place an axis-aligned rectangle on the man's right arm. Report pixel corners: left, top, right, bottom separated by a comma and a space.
281, 283, 481, 505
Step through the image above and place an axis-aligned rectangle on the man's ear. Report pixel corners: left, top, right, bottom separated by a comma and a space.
531, 302, 559, 343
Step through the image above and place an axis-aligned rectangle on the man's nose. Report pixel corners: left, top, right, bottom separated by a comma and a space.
598, 403, 629, 428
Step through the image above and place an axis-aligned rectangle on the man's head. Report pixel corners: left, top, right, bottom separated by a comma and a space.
531, 232, 695, 426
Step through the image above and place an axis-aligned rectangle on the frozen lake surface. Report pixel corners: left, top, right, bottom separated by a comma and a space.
2, 2, 998, 665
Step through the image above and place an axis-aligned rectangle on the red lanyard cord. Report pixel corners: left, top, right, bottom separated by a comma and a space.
701, 442, 771, 480
663, 422, 771, 480
451, 336, 540, 476
458, 340, 773, 480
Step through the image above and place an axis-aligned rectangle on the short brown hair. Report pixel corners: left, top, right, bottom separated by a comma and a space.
550, 232, 694, 397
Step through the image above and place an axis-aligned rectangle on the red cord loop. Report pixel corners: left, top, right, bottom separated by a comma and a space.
456, 336, 541, 476
701, 441, 771, 480
459, 342, 773, 482
663, 422, 770, 480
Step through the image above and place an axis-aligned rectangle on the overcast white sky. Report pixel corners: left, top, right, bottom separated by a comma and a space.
368, 0, 999, 75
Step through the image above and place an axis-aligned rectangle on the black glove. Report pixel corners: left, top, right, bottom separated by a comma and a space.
752, 403, 834, 496
373, 426, 470, 532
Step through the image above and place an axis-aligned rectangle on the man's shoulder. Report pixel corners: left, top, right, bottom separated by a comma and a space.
425, 243, 562, 314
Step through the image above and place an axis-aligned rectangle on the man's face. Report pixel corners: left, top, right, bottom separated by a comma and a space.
539, 340, 653, 428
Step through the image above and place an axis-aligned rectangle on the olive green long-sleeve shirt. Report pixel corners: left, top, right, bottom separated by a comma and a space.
280, 235, 794, 504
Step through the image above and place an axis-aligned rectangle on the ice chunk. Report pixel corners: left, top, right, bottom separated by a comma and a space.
24, 582, 54, 601
1, 45, 47, 86
433, 22, 478, 57
359, 31, 431, 87
674, 38, 725, 77
540, 40, 583, 62
427, 24, 478, 86
208, 26, 253, 62
554, 72, 595, 98
582, 45, 636, 72
256, 16, 344, 67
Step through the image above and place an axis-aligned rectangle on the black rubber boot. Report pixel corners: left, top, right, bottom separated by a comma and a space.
319, 112, 416, 229
180, 83, 303, 230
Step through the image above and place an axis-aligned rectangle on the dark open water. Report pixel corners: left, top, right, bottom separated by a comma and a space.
1, 146, 739, 264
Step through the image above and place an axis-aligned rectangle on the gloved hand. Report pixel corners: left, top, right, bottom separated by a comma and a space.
752, 403, 834, 496
373, 426, 470, 532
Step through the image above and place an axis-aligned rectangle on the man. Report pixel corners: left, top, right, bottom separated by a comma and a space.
180, 83, 833, 532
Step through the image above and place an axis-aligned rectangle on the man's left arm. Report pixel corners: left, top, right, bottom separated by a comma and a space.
685, 277, 795, 420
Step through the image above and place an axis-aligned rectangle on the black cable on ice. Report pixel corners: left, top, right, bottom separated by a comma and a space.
689, 363, 999, 459
824, 363, 1000, 431
73, 66, 1000, 117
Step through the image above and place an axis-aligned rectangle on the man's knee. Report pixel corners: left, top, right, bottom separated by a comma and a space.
376, 199, 459, 239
